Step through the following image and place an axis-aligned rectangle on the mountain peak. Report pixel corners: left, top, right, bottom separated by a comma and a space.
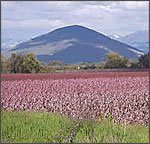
49, 25, 104, 36
3, 25, 144, 64
57, 25, 91, 30
64, 24, 86, 28
38, 24, 108, 43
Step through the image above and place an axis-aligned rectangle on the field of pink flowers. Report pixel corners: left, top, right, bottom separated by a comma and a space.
1, 71, 148, 81
1, 72, 149, 125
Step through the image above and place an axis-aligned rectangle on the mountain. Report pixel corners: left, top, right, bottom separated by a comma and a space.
114, 30, 149, 53
2, 25, 144, 64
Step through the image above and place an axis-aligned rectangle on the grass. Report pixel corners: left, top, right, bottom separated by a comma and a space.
1, 110, 149, 143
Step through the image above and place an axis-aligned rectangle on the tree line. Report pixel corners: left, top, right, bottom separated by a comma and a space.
1, 52, 149, 73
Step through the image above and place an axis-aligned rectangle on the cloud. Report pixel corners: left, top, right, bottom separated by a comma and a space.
121, 1, 149, 10
2, 19, 66, 29
1, 1, 149, 40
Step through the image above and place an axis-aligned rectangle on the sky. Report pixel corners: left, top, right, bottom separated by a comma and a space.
1, 1, 149, 41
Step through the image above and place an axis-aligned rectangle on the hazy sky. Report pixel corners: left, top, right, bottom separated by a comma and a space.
2, 1, 149, 41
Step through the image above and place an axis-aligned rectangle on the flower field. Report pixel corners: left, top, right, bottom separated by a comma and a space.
1, 71, 149, 125
1, 71, 148, 81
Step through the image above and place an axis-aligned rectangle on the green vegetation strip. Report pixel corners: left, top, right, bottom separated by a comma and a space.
2, 111, 148, 143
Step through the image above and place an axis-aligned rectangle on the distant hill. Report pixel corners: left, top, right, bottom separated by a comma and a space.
2, 25, 144, 64
112, 30, 149, 53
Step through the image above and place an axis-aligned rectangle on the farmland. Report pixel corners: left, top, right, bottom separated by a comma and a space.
1, 70, 148, 81
1, 71, 149, 143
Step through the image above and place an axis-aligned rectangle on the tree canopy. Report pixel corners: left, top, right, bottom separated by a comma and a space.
22, 53, 41, 73
1, 51, 149, 73
105, 52, 128, 68
8, 53, 24, 73
138, 53, 149, 68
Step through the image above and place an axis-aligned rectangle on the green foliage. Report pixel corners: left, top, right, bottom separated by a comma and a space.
1, 111, 73, 143
8, 53, 24, 73
38, 64, 50, 73
87, 63, 96, 69
1, 51, 148, 74
127, 53, 149, 69
77, 62, 96, 70
47, 61, 65, 72
95, 62, 106, 69
22, 53, 41, 73
2, 111, 148, 143
6, 53, 42, 73
64, 64, 78, 71
105, 52, 128, 69
1, 54, 9, 73
138, 53, 149, 68
128, 59, 139, 68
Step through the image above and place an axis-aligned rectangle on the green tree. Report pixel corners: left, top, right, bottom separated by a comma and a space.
39, 63, 50, 73
138, 53, 149, 68
8, 53, 24, 73
1, 54, 8, 73
22, 53, 41, 73
105, 52, 128, 69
